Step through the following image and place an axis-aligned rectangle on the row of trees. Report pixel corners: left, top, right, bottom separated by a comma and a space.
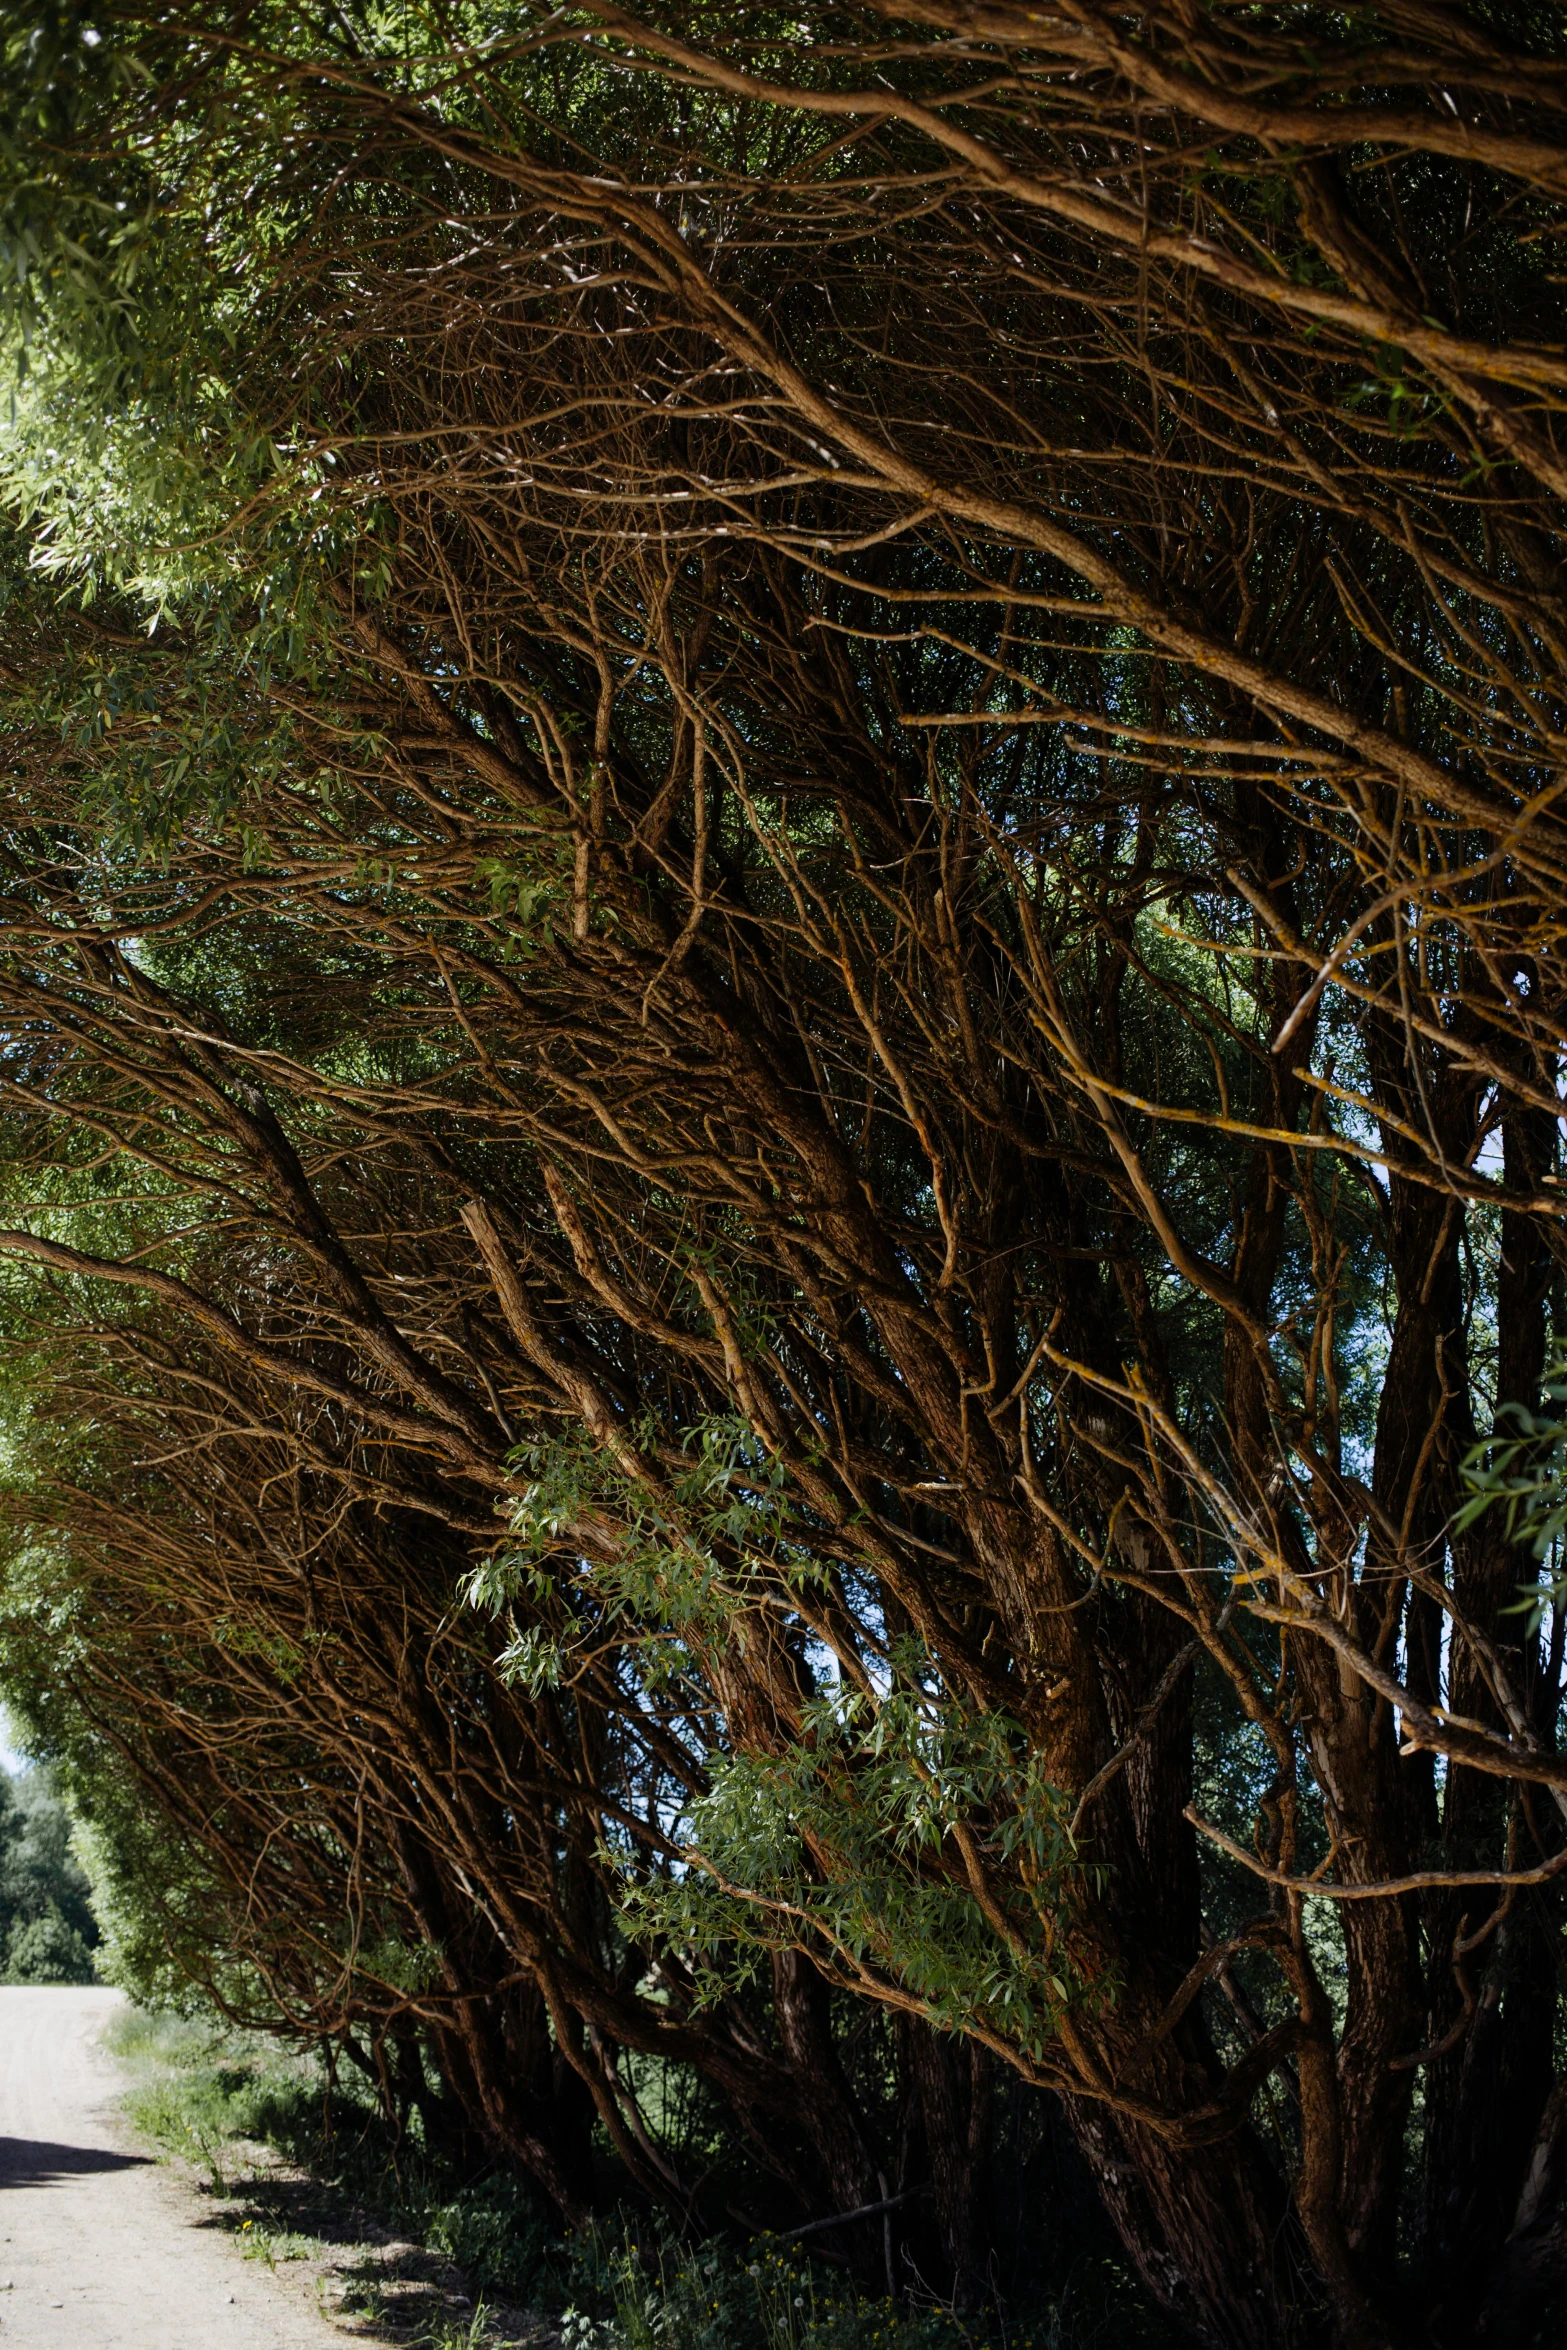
1, 5, 1566, 2344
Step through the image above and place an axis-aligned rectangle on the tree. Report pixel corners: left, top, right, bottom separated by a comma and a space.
0, 1768, 99, 1983
0, 582, 1011, 2277
1, 5, 1566, 2343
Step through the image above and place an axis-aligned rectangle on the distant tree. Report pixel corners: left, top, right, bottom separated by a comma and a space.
0, 1769, 98, 1984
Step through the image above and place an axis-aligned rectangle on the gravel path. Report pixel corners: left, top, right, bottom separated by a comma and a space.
0, 1985, 347, 2349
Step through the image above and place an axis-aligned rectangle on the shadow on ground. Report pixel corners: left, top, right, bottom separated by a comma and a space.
182, 2157, 549, 2345
0, 2135, 151, 2186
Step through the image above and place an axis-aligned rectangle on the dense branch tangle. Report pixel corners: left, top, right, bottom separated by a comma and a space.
4, 4, 1567, 2345
0, 785, 990, 2258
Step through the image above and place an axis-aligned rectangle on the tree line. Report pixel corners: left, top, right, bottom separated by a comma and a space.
0, 6, 1565, 2345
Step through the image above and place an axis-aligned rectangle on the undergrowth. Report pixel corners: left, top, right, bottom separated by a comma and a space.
107, 2002, 554, 2298
106, 2006, 1162, 2350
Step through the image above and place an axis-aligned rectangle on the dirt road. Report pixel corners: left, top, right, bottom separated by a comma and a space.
0, 1985, 347, 2349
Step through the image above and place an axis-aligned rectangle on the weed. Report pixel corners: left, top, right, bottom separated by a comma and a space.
339, 2270, 391, 2323
237, 2218, 320, 2267
426, 2303, 494, 2349
560, 2224, 970, 2350
427, 2176, 555, 2299
554, 2222, 1155, 2350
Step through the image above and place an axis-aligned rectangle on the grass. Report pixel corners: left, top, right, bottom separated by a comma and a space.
428, 2311, 497, 2350
106, 2003, 534, 2339
238, 2217, 323, 2267
110, 2004, 320, 2174
103, 2006, 1164, 2350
